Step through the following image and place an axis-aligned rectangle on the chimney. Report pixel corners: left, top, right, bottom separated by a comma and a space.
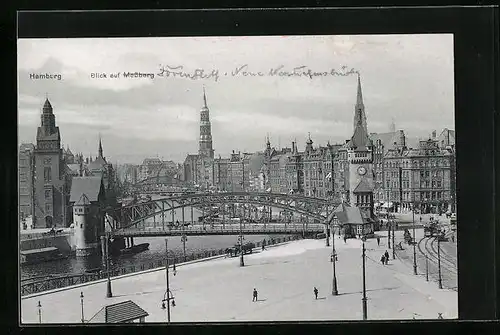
86, 157, 89, 164
292, 141, 296, 153
432, 130, 437, 139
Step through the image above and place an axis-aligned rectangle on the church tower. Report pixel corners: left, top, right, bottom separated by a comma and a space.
33, 98, 67, 228
347, 75, 375, 218
198, 87, 214, 159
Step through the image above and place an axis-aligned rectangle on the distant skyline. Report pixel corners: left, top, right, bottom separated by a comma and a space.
17, 35, 454, 164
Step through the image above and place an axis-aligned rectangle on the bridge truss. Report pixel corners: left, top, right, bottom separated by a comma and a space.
112, 192, 339, 232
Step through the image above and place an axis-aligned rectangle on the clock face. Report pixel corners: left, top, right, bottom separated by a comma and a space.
357, 166, 367, 176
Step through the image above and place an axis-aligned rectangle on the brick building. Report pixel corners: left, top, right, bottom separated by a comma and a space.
382, 138, 455, 214
19, 143, 35, 220
32, 99, 71, 228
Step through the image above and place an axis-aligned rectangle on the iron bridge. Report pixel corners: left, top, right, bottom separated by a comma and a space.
110, 192, 339, 233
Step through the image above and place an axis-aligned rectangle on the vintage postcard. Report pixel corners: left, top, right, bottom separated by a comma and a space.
18, 34, 457, 323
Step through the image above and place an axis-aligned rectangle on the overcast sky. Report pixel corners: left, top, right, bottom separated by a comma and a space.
17, 34, 454, 165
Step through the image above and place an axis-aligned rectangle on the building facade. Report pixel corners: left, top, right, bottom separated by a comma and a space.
32, 99, 71, 228
19, 143, 35, 220
383, 138, 455, 214
70, 176, 106, 257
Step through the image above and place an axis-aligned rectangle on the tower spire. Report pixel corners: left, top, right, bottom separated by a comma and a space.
353, 74, 367, 134
203, 85, 207, 108
98, 134, 103, 158
390, 117, 396, 133
356, 73, 363, 107
199, 86, 214, 159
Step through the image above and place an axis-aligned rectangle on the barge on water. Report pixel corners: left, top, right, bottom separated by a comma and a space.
20, 247, 68, 265
118, 243, 150, 256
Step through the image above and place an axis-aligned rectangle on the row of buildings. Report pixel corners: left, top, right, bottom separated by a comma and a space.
118, 158, 181, 186
18, 98, 118, 229
183, 78, 456, 214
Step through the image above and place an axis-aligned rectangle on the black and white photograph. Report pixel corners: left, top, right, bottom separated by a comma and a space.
18, 33, 458, 324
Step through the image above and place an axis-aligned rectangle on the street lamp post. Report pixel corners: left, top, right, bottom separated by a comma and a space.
331, 219, 338, 296
412, 203, 417, 275
437, 236, 443, 289
181, 233, 187, 262
239, 217, 245, 267
387, 193, 391, 249
163, 239, 177, 323
105, 233, 112, 298
387, 221, 391, 249
392, 219, 396, 260
80, 292, 85, 323
361, 236, 368, 320
37, 300, 42, 324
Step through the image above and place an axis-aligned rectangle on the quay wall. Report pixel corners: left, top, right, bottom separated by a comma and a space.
20, 233, 76, 254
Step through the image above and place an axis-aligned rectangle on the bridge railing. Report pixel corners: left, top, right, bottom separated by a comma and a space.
115, 223, 325, 236
20, 235, 302, 296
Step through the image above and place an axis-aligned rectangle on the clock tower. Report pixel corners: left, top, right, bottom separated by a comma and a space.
347, 75, 375, 218
33, 98, 68, 228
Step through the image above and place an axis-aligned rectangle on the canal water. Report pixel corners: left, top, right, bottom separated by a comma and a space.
21, 204, 291, 280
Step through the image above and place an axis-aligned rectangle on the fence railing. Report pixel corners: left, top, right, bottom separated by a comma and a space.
21, 235, 301, 296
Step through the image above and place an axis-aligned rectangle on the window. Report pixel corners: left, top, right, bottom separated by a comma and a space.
44, 167, 52, 182
45, 203, 51, 211
45, 190, 50, 199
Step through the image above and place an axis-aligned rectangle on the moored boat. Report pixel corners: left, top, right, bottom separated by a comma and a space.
119, 243, 150, 256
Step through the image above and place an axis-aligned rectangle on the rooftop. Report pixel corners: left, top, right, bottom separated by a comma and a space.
69, 176, 104, 203
87, 300, 149, 323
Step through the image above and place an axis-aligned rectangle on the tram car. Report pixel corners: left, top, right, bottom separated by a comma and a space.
423, 222, 439, 237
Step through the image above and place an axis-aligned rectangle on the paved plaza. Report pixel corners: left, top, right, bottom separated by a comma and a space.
21, 236, 457, 323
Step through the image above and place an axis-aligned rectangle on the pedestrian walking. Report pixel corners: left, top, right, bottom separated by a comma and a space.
384, 250, 390, 263
313, 287, 318, 300
380, 254, 386, 265
437, 313, 444, 319
376, 236, 380, 246
451, 235, 455, 243
252, 288, 258, 302
343, 235, 347, 243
